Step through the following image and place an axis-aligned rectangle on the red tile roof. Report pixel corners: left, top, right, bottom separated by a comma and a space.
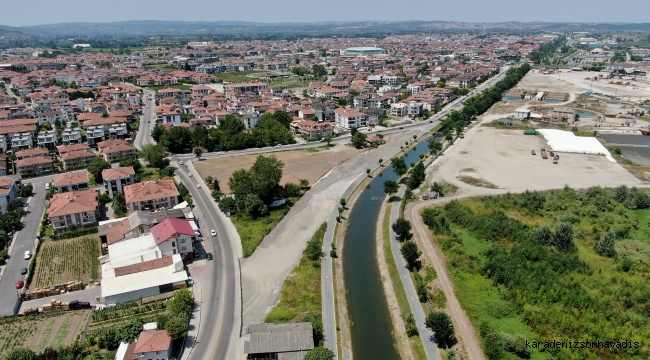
16, 156, 52, 168
102, 166, 135, 181
151, 218, 195, 245
124, 180, 180, 204
106, 219, 132, 246
47, 189, 98, 218
133, 330, 172, 354
15, 148, 49, 159
114, 256, 173, 277
53, 171, 89, 187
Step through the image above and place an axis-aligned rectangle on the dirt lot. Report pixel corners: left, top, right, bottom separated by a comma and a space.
0, 310, 90, 356
194, 145, 364, 193
515, 70, 650, 100
31, 236, 101, 289
431, 126, 642, 195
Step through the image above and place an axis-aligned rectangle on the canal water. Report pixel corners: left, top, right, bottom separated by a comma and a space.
343, 140, 431, 360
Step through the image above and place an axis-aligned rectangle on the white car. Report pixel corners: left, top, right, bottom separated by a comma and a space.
24, 250, 31, 260
275, 144, 281, 147
210, 230, 217, 237
217, 152, 224, 155
196, 184, 201, 188
45, 183, 50, 191
188, 173, 193, 177
179, 161, 184, 165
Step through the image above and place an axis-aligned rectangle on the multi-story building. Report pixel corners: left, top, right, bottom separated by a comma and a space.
85, 125, 105, 145
0, 176, 20, 214
150, 218, 196, 257
53, 171, 89, 193
15, 156, 53, 176
102, 166, 135, 197
334, 108, 367, 129
37, 130, 58, 149
16, 147, 49, 160
47, 189, 99, 232
97, 139, 136, 163
10, 133, 32, 152
60, 149, 96, 171
124, 180, 180, 212
61, 128, 82, 145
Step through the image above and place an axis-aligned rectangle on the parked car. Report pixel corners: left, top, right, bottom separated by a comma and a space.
45, 183, 50, 191
210, 229, 217, 237
15, 280, 24, 289
19, 268, 27, 275
24, 251, 31, 260
196, 184, 201, 188
207, 253, 213, 261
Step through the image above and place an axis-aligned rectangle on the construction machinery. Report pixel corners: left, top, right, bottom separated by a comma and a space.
541, 147, 548, 159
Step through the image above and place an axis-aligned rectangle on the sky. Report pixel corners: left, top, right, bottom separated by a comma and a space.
2, 0, 649, 27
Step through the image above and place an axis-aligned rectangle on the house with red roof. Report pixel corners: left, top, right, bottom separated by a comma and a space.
116, 330, 172, 360
150, 218, 196, 256
47, 189, 99, 232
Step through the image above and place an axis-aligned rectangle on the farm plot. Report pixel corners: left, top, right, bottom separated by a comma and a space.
86, 300, 168, 337
0, 311, 90, 357
31, 236, 101, 289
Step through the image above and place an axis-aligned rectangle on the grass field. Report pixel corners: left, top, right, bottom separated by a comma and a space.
31, 236, 101, 289
214, 71, 265, 83
0, 311, 90, 357
148, 84, 191, 91
265, 223, 326, 331
231, 204, 293, 258
382, 205, 427, 359
422, 187, 650, 359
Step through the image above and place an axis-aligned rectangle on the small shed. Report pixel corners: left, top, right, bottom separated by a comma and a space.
245, 322, 314, 360
514, 108, 531, 119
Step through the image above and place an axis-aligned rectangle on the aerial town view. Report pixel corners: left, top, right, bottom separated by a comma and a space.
0, 1, 650, 360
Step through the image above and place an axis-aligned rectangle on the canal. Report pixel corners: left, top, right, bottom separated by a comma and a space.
342, 139, 432, 360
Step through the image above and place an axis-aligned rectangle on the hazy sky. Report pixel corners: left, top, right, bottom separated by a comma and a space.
2, 0, 649, 27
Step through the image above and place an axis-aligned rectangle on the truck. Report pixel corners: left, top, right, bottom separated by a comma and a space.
540, 147, 548, 159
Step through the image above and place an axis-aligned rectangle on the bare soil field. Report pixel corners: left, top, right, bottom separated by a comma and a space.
31, 236, 102, 289
194, 145, 364, 193
515, 70, 650, 100
432, 126, 642, 196
0, 310, 90, 356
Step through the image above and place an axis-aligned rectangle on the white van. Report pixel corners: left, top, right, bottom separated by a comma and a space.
24, 250, 31, 260
45, 183, 50, 191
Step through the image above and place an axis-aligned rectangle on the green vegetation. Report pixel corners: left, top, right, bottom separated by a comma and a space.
231, 205, 292, 258
31, 236, 101, 288
148, 84, 191, 91
421, 186, 650, 359
529, 36, 568, 65
266, 223, 327, 345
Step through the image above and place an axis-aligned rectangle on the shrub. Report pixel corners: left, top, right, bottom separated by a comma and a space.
98, 193, 111, 205
405, 313, 419, 337
595, 230, 616, 257
532, 225, 553, 246
500, 332, 530, 358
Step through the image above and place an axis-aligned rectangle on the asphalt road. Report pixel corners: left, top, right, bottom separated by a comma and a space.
173, 161, 239, 360
0, 175, 54, 317
133, 89, 156, 150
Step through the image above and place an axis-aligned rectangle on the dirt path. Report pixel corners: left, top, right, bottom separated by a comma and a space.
406, 196, 486, 360
376, 199, 415, 360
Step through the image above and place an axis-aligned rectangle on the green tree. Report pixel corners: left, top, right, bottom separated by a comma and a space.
139, 144, 169, 168
400, 241, 421, 267
391, 157, 408, 177
351, 131, 367, 148
553, 223, 575, 251
233, 155, 285, 204
36, 347, 59, 360
193, 147, 203, 160
97, 328, 120, 350
324, 135, 333, 146
4, 348, 35, 360
160, 126, 193, 153
299, 179, 309, 189
164, 316, 189, 340
217, 115, 246, 136
428, 139, 443, 154
119, 157, 142, 172
312, 64, 328, 77
305, 347, 335, 360
426, 311, 455, 348
151, 124, 166, 142
340, 198, 346, 208
18, 183, 33, 197
408, 162, 425, 190
112, 193, 127, 215
392, 218, 412, 240
596, 230, 616, 257
218, 196, 237, 214
87, 157, 111, 183
405, 313, 419, 337
532, 225, 553, 246
167, 288, 194, 316
117, 318, 145, 343
383, 180, 399, 198
338, 98, 348, 106
239, 193, 268, 219
306, 238, 323, 261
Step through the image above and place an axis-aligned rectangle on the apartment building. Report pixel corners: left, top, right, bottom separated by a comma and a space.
53, 171, 89, 193
47, 189, 99, 232
10, 133, 32, 153
60, 149, 96, 171
151, 218, 196, 257
97, 139, 136, 163
124, 180, 180, 212
61, 128, 82, 145
16, 156, 53, 176
37, 130, 58, 149
335, 108, 367, 129
102, 166, 135, 197
0, 176, 19, 214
